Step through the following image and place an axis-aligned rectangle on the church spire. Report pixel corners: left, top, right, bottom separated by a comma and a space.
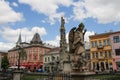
16, 33, 22, 45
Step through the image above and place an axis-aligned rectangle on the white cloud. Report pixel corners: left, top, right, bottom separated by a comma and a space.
45, 31, 70, 47
72, 1, 89, 21
0, 42, 14, 51
84, 31, 95, 49
0, 0, 23, 24
0, 26, 47, 43
44, 30, 94, 48
19, 0, 73, 24
72, 0, 120, 24
45, 35, 60, 47
84, 31, 95, 42
12, 2, 18, 7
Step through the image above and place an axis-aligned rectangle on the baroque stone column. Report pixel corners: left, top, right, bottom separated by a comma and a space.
59, 17, 71, 73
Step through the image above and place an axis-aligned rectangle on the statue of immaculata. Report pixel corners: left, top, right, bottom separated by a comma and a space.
68, 23, 89, 72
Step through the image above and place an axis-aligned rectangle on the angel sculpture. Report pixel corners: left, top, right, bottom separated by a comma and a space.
69, 23, 88, 71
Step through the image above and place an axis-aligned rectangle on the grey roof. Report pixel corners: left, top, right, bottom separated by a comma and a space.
9, 33, 54, 52
30, 33, 42, 44
89, 31, 120, 38
44, 47, 60, 55
43, 43, 56, 48
9, 42, 30, 51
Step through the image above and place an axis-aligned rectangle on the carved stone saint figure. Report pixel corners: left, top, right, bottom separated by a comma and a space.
73, 23, 86, 55
69, 23, 86, 54
69, 23, 88, 71
68, 27, 76, 53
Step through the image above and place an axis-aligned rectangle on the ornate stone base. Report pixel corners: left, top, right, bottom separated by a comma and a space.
63, 61, 72, 73
13, 70, 23, 80
71, 71, 95, 76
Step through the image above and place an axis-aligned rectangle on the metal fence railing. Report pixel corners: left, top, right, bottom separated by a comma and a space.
22, 72, 72, 80
1, 71, 120, 80
22, 72, 120, 80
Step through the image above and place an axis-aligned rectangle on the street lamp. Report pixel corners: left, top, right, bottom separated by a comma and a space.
16, 45, 22, 70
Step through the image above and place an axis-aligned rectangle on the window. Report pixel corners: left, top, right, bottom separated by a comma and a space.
52, 56, 55, 61
29, 54, 32, 61
99, 40, 102, 47
91, 41, 95, 48
106, 62, 109, 70
113, 36, 119, 43
103, 40, 107, 46
95, 41, 97, 47
48, 57, 50, 62
45, 57, 47, 62
116, 62, 120, 69
107, 39, 110, 45
105, 51, 107, 57
115, 49, 120, 56
108, 51, 111, 57
96, 52, 98, 58
93, 62, 95, 70
40, 49, 43, 54
34, 54, 37, 61
92, 52, 95, 59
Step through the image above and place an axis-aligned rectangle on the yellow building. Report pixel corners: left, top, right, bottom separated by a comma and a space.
89, 32, 113, 72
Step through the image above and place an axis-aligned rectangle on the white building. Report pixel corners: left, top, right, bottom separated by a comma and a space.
43, 47, 60, 72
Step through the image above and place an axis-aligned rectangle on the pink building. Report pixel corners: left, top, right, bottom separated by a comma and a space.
8, 33, 53, 70
110, 31, 120, 71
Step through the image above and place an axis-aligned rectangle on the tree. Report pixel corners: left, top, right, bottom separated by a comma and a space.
1, 55, 9, 69
20, 48, 27, 60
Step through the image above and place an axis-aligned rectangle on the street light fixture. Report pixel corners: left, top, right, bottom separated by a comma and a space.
16, 45, 22, 70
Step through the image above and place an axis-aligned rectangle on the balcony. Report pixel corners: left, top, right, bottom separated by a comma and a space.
98, 57, 105, 60
97, 45, 104, 49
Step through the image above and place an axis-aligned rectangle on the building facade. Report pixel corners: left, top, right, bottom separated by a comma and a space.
43, 47, 60, 72
89, 32, 113, 72
8, 33, 52, 70
110, 31, 120, 71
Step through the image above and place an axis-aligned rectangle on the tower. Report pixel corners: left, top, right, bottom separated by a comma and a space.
16, 33, 22, 46
30, 32, 42, 45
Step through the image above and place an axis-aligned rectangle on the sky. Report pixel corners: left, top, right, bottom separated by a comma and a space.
0, 0, 120, 51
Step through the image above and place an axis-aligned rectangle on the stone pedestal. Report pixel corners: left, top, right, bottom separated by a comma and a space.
13, 70, 23, 80
63, 61, 71, 73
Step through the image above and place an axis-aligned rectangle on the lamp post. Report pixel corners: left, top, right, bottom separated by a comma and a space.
17, 45, 21, 70
13, 45, 23, 80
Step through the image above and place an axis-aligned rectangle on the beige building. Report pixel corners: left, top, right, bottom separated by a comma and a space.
89, 32, 113, 72
43, 47, 60, 72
